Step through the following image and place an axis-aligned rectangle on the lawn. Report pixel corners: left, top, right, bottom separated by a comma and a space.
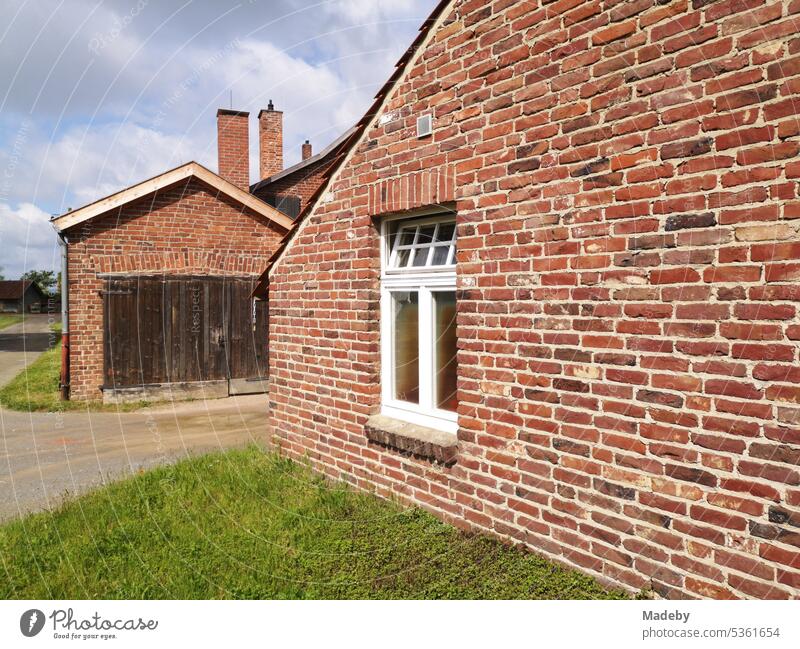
0, 340, 146, 412
0, 447, 629, 599
0, 314, 24, 330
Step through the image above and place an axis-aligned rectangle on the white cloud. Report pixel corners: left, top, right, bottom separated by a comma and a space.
218, 38, 363, 171
0, 118, 207, 208
0, 202, 59, 278
0, 0, 439, 275
40, 122, 203, 206
323, 0, 421, 23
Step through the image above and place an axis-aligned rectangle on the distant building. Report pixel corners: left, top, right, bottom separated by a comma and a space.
0, 280, 48, 313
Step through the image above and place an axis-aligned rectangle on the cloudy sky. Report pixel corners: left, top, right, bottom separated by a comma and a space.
0, 0, 437, 280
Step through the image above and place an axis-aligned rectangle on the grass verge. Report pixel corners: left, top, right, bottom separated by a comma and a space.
0, 314, 24, 330
0, 447, 630, 599
0, 341, 146, 412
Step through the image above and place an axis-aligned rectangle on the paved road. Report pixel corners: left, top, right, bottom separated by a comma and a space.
0, 314, 60, 388
0, 314, 271, 520
0, 394, 270, 521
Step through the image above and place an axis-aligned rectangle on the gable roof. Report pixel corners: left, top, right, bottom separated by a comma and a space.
51, 161, 294, 233
0, 280, 46, 300
251, 0, 452, 298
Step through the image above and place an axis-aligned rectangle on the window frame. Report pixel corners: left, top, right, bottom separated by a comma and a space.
379, 211, 457, 434
385, 216, 457, 271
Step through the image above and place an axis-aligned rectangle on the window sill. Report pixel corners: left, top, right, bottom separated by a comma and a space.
365, 414, 457, 465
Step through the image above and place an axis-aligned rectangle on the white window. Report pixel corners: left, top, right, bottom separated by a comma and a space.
380, 212, 457, 434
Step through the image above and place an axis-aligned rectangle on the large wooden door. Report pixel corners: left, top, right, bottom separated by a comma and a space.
103, 276, 267, 392
225, 277, 269, 394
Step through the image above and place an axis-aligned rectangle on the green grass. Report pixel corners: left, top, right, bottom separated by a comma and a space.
0, 340, 147, 412
0, 447, 630, 599
0, 314, 23, 330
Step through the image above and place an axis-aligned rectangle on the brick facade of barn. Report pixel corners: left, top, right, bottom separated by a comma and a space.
267, 0, 800, 599
66, 177, 286, 401
57, 102, 340, 402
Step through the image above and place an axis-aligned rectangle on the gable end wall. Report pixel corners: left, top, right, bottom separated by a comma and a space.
67, 178, 284, 400
269, 0, 800, 599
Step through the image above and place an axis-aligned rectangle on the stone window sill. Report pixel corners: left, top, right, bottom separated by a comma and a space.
365, 414, 457, 464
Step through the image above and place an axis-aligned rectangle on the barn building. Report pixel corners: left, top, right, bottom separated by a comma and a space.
52, 106, 340, 403
259, 0, 800, 599
0, 280, 48, 314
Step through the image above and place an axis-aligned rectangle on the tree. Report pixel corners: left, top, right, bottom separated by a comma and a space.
0, 266, 4, 281
21, 270, 57, 294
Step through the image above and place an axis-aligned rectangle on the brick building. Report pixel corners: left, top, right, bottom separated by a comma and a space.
52, 107, 338, 402
251, 122, 357, 218
262, 0, 800, 599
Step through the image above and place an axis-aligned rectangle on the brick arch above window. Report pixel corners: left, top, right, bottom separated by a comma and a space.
368, 166, 456, 216
91, 252, 273, 277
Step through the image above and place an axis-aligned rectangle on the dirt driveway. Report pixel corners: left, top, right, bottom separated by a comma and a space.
0, 394, 270, 521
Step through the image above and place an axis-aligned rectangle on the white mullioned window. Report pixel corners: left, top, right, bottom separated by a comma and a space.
380, 211, 458, 434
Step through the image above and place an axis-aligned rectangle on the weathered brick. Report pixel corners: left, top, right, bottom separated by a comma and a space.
661, 138, 714, 160
664, 212, 716, 231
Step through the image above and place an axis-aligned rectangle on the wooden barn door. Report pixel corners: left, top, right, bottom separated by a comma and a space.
103, 276, 267, 394
225, 278, 269, 395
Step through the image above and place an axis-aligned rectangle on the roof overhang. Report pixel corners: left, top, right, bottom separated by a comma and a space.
51, 161, 294, 233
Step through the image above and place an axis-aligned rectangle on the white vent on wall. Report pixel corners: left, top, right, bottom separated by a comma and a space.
417, 114, 433, 138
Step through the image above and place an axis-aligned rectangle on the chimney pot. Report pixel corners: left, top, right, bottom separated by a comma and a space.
258, 103, 283, 180
216, 108, 250, 189
302, 140, 313, 161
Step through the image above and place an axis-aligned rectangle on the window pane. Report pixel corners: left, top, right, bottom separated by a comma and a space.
418, 224, 436, 245
396, 248, 411, 268
411, 247, 430, 267
399, 228, 416, 247
388, 221, 401, 248
436, 222, 455, 242
434, 291, 457, 412
431, 245, 451, 266
393, 291, 419, 404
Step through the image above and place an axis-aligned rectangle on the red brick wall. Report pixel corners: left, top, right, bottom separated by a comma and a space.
67, 177, 284, 400
268, 0, 800, 599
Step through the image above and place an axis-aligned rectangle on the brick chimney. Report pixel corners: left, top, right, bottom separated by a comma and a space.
217, 109, 250, 189
258, 101, 283, 180
302, 140, 313, 161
